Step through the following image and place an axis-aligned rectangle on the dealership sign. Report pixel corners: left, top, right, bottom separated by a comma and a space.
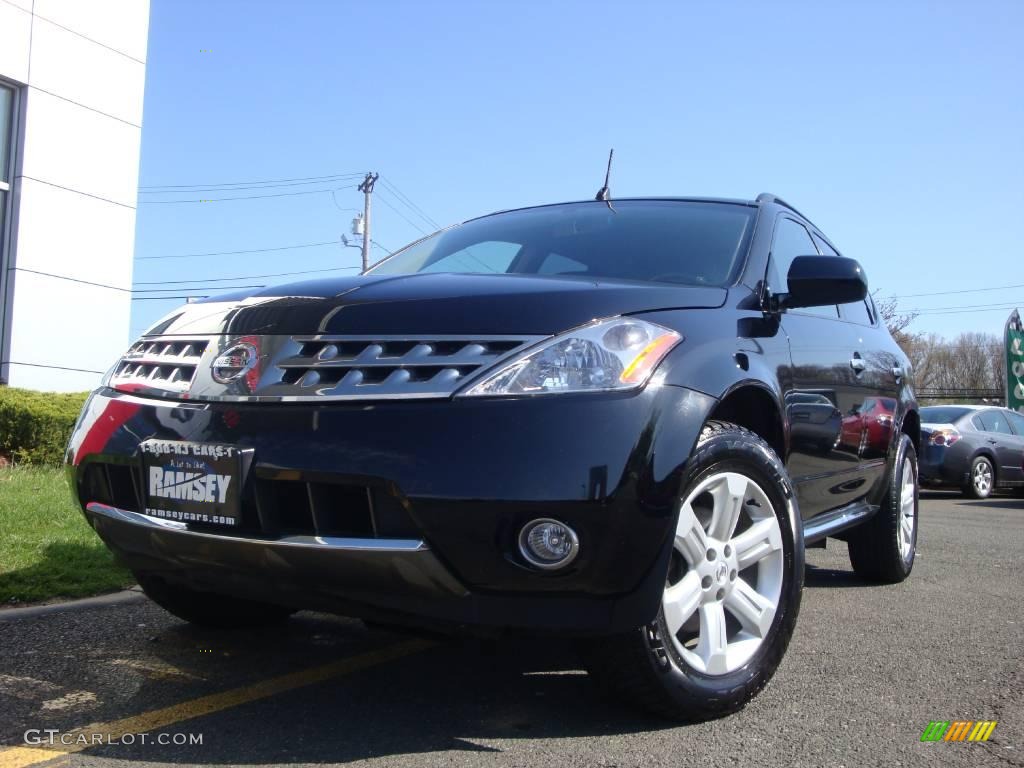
1006, 309, 1024, 413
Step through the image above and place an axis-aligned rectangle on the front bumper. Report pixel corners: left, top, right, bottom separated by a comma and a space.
68, 384, 714, 633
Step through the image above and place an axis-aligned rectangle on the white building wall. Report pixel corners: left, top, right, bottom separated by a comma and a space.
0, 0, 149, 391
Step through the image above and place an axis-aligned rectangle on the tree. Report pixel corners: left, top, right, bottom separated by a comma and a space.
873, 292, 918, 348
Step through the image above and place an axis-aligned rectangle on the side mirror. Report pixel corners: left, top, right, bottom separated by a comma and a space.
782, 255, 868, 309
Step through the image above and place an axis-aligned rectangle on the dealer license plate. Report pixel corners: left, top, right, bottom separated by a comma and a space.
140, 440, 242, 527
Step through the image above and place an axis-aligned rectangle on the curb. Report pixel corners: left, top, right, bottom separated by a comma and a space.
0, 587, 145, 622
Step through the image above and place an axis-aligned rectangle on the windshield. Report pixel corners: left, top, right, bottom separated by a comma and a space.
920, 406, 972, 423
367, 200, 756, 286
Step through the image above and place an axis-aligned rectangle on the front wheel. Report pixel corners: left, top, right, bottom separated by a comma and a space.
583, 421, 804, 721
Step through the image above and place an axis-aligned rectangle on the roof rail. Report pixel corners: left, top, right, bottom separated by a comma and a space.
755, 192, 815, 227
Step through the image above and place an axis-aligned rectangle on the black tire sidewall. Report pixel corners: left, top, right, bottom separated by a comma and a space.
639, 424, 803, 707
847, 433, 918, 582
888, 434, 918, 576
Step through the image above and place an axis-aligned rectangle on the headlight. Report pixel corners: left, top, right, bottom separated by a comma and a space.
458, 317, 682, 397
99, 359, 121, 389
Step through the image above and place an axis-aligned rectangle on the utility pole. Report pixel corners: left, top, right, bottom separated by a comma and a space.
357, 172, 378, 273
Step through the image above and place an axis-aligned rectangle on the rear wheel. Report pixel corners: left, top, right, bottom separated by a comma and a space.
583, 421, 803, 721
847, 433, 918, 583
135, 572, 296, 628
963, 456, 994, 499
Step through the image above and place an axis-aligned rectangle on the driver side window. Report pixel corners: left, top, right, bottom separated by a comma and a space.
769, 218, 838, 319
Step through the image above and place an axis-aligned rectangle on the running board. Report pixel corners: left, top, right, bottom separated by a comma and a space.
802, 500, 879, 544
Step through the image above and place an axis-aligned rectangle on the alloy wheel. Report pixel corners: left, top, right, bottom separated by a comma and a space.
662, 471, 784, 676
897, 457, 916, 563
973, 461, 992, 495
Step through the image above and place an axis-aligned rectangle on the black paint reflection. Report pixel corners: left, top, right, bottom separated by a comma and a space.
786, 391, 842, 455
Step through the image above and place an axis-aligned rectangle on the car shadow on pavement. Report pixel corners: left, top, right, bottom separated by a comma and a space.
954, 498, 1023, 510
803, 563, 873, 589
73, 614, 679, 765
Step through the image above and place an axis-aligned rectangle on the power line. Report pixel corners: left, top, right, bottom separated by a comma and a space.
885, 283, 1024, 300
910, 305, 1023, 316
139, 171, 364, 190
132, 284, 265, 293
375, 189, 431, 235
139, 175, 364, 195
331, 189, 361, 213
136, 240, 342, 261
132, 296, 210, 301
133, 265, 361, 286
905, 300, 1024, 313
379, 177, 442, 230
138, 186, 356, 205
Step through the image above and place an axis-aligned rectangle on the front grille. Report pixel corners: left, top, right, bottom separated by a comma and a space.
110, 333, 544, 401
80, 461, 419, 541
111, 338, 209, 392
267, 335, 535, 398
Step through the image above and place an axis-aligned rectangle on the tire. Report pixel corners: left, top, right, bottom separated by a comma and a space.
847, 433, 918, 583
582, 420, 804, 721
135, 572, 296, 628
962, 456, 994, 499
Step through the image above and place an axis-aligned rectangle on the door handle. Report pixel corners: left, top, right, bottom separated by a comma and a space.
850, 356, 866, 373
987, 438, 998, 445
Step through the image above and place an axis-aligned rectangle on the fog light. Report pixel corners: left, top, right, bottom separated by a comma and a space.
518, 518, 579, 569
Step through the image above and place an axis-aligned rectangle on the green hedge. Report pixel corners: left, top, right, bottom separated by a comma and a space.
0, 387, 90, 467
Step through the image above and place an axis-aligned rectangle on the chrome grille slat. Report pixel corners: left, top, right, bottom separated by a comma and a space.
108, 334, 545, 401
110, 338, 210, 392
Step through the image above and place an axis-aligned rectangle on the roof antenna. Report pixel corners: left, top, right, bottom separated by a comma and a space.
593, 149, 614, 214
595, 148, 615, 208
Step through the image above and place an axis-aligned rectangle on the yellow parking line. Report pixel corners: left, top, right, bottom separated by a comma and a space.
0, 749, 66, 768
0, 639, 432, 768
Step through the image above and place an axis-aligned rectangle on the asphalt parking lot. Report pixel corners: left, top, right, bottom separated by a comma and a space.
0, 490, 1020, 768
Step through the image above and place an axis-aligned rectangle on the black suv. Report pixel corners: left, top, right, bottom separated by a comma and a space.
68, 194, 919, 720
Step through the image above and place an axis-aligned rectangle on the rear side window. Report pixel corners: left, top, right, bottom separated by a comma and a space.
973, 410, 1013, 434
1005, 410, 1024, 435
770, 219, 838, 319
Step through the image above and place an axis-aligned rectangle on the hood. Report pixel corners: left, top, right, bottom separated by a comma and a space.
145, 273, 727, 337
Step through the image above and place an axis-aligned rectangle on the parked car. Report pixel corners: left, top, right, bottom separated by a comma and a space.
919, 404, 1024, 498
67, 193, 919, 721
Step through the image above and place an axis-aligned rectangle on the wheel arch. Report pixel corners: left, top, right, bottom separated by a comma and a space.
900, 408, 920, 454
969, 448, 998, 484
706, 381, 787, 461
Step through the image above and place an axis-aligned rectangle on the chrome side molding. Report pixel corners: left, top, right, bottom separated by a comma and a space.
802, 500, 878, 544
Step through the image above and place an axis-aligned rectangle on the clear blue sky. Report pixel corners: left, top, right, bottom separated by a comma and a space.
132, 0, 1024, 339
